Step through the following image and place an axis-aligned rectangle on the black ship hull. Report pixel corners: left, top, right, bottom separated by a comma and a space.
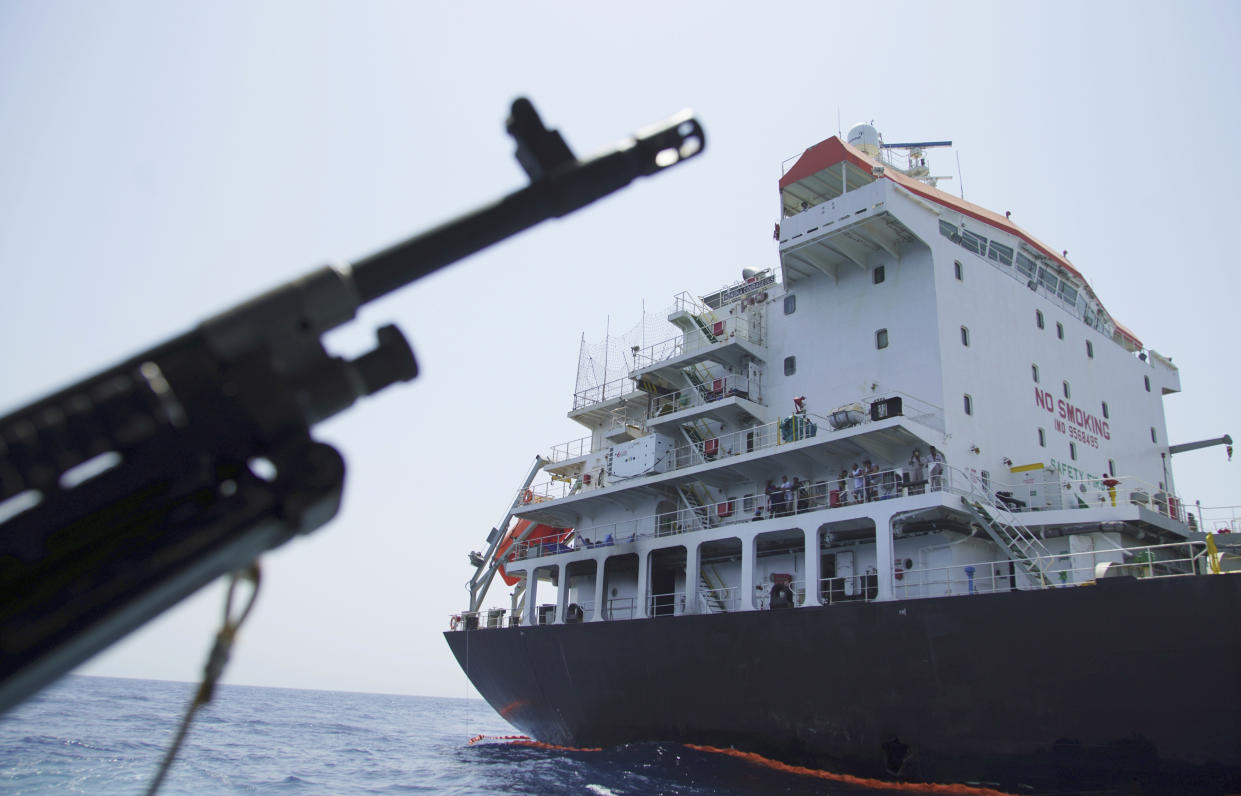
446, 574, 1241, 793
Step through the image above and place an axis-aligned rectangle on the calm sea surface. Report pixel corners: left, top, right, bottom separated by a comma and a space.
0, 675, 892, 795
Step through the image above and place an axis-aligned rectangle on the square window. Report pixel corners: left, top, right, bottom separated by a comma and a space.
873, 265, 885, 284
963, 394, 973, 415
876, 328, 889, 349
1086, 340, 1094, 358
1036, 310, 1045, 329
1056, 322, 1064, 340
954, 260, 963, 281
1038, 428, 1046, 447
784, 356, 796, 376
1032, 364, 1040, 383
784, 294, 796, 315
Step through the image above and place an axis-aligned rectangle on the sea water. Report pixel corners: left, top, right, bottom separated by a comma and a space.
0, 675, 889, 795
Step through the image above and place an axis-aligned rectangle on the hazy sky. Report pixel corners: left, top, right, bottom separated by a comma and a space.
2, 1, 1238, 703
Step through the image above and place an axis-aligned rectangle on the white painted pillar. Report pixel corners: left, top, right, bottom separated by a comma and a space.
636, 549, 649, 619
591, 556, 607, 622
522, 571, 537, 626
874, 509, 896, 601
555, 563, 569, 624
683, 541, 701, 615
802, 527, 821, 606
741, 533, 756, 611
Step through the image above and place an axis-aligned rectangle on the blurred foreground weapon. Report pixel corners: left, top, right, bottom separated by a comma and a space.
0, 99, 705, 713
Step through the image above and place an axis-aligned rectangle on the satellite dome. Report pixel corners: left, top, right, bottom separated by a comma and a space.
742, 267, 761, 280
846, 122, 881, 158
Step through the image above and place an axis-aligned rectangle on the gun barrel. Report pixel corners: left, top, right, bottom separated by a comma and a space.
350, 109, 704, 304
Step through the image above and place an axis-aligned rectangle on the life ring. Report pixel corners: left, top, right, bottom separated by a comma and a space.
450, 615, 461, 631
521, 489, 533, 504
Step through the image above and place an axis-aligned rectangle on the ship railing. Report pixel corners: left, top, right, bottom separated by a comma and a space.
647, 590, 686, 617
1196, 504, 1241, 534
548, 434, 594, 463
604, 596, 636, 621
939, 467, 1189, 522
572, 374, 641, 412
696, 585, 739, 613
518, 465, 926, 560
891, 539, 1214, 600
650, 373, 758, 417
632, 314, 765, 370
817, 575, 880, 605
530, 391, 946, 502
672, 290, 710, 317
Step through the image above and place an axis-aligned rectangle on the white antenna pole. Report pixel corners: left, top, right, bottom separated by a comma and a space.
837, 107, 842, 138
956, 151, 965, 200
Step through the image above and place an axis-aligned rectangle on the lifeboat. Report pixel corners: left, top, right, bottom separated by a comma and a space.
494, 519, 574, 586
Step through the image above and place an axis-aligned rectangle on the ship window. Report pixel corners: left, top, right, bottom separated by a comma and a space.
1086, 340, 1094, 358
1102, 401, 1109, 419
1038, 267, 1059, 293
1151, 427, 1157, 443
960, 229, 987, 256
1015, 252, 1037, 280
873, 265, 886, 284
1032, 364, 1040, 383
954, 260, 963, 280
1063, 381, 1071, 399
1058, 281, 1078, 306
987, 241, 1014, 266
1036, 310, 1045, 329
743, 494, 755, 511
963, 394, 973, 415
960, 326, 970, 347
784, 356, 796, 376
1056, 322, 1064, 340
1038, 427, 1046, 447
784, 294, 796, 315
1070, 442, 1078, 461
1108, 459, 1116, 476
1144, 375, 1151, 392
939, 219, 959, 241
876, 328, 889, 349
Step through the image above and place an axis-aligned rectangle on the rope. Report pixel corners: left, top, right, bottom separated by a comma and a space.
146, 562, 262, 795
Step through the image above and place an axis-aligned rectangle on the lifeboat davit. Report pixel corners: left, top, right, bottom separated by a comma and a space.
494, 519, 573, 586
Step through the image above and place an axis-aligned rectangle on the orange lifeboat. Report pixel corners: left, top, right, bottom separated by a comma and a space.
494, 519, 574, 586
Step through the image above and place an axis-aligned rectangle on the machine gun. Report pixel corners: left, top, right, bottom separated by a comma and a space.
0, 98, 705, 713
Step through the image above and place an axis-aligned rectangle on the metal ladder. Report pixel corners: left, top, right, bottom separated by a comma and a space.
679, 418, 717, 464
958, 490, 1053, 588
698, 566, 728, 613
676, 481, 715, 532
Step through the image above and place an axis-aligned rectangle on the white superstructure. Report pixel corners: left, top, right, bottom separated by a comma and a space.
460, 126, 1234, 631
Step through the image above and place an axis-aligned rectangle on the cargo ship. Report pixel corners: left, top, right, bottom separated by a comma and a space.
445, 123, 1240, 793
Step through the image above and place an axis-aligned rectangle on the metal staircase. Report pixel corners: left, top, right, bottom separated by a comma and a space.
679, 418, 718, 464
698, 566, 728, 613
675, 481, 715, 532
954, 479, 1053, 588
689, 311, 721, 344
